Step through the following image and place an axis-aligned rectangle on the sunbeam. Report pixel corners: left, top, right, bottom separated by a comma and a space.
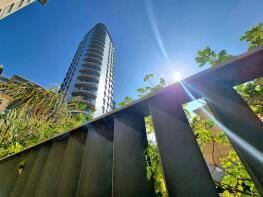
144, 0, 170, 65
180, 81, 263, 164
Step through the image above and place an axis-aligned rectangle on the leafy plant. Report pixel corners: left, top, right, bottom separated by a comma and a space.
195, 47, 233, 67
193, 22, 263, 196
119, 74, 168, 196
240, 22, 263, 50
118, 96, 133, 107
0, 82, 92, 158
118, 22, 263, 196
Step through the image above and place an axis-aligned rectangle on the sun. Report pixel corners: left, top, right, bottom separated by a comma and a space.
172, 72, 182, 82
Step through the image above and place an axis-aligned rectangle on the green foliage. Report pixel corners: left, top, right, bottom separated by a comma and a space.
120, 21, 263, 195
219, 151, 259, 197
145, 143, 167, 197
196, 22, 263, 68
238, 22, 263, 117
119, 74, 168, 196
195, 22, 263, 118
193, 22, 263, 196
137, 76, 166, 98
190, 115, 230, 149
119, 72, 260, 196
240, 22, 263, 49
118, 96, 133, 107
0, 82, 92, 159
189, 113, 259, 196
144, 115, 168, 196
235, 78, 263, 116
195, 47, 216, 67
195, 47, 233, 67
144, 74, 154, 82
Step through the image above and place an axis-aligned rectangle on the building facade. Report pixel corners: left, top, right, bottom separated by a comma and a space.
0, 0, 47, 20
60, 23, 115, 117
0, 65, 42, 112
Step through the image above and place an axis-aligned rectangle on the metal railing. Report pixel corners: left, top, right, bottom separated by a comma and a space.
0, 47, 262, 197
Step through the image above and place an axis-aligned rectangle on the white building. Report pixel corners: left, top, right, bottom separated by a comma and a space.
61, 23, 115, 117
0, 0, 47, 20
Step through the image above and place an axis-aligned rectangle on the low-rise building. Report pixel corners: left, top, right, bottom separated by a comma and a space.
0, 0, 47, 20
0, 65, 40, 112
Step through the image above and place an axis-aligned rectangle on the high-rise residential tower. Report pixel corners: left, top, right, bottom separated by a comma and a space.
60, 23, 115, 117
0, 0, 47, 20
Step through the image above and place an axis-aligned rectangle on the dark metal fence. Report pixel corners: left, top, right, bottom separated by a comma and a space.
0, 46, 263, 197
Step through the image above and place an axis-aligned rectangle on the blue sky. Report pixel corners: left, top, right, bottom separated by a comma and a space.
0, 0, 262, 104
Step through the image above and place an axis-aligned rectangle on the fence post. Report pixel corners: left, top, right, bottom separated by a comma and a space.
199, 82, 263, 195
149, 88, 218, 197
112, 112, 155, 196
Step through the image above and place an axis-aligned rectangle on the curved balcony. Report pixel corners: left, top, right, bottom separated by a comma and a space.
91, 35, 106, 43
88, 43, 105, 51
86, 48, 104, 57
80, 65, 100, 72
92, 30, 106, 37
72, 89, 97, 99
90, 39, 105, 46
81, 62, 101, 70
91, 36, 106, 43
75, 81, 98, 90
79, 68, 100, 77
79, 99, 96, 108
83, 57, 102, 65
78, 74, 99, 83
90, 38, 105, 46
85, 52, 103, 61
88, 42, 105, 50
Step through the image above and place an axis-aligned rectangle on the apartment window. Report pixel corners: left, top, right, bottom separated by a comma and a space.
18, 0, 24, 7
7, 3, 14, 13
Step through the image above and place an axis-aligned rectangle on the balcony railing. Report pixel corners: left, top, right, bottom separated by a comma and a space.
85, 52, 103, 60
81, 62, 101, 70
77, 99, 96, 109
75, 81, 98, 90
77, 74, 99, 84
90, 38, 105, 46
83, 57, 102, 65
86, 48, 104, 57
88, 43, 105, 52
79, 68, 100, 77
0, 47, 262, 196
92, 30, 107, 38
72, 89, 97, 98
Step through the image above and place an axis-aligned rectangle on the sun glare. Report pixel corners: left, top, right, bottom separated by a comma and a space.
172, 72, 182, 82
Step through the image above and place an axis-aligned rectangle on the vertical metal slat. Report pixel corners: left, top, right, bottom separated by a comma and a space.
54, 129, 87, 197
33, 137, 69, 197
112, 113, 155, 196
76, 121, 113, 197
10, 149, 39, 197
0, 153, 27, 197
149, 95, 218, 197
200, 83, 263, 195
21, 144, 51, 197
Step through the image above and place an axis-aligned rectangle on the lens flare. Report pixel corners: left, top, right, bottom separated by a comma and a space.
172, 72, 182, 82
180, 81, 263, 164
144, 0, 170, 65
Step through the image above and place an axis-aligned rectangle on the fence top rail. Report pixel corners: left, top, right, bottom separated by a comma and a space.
0, 46, 263, 162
